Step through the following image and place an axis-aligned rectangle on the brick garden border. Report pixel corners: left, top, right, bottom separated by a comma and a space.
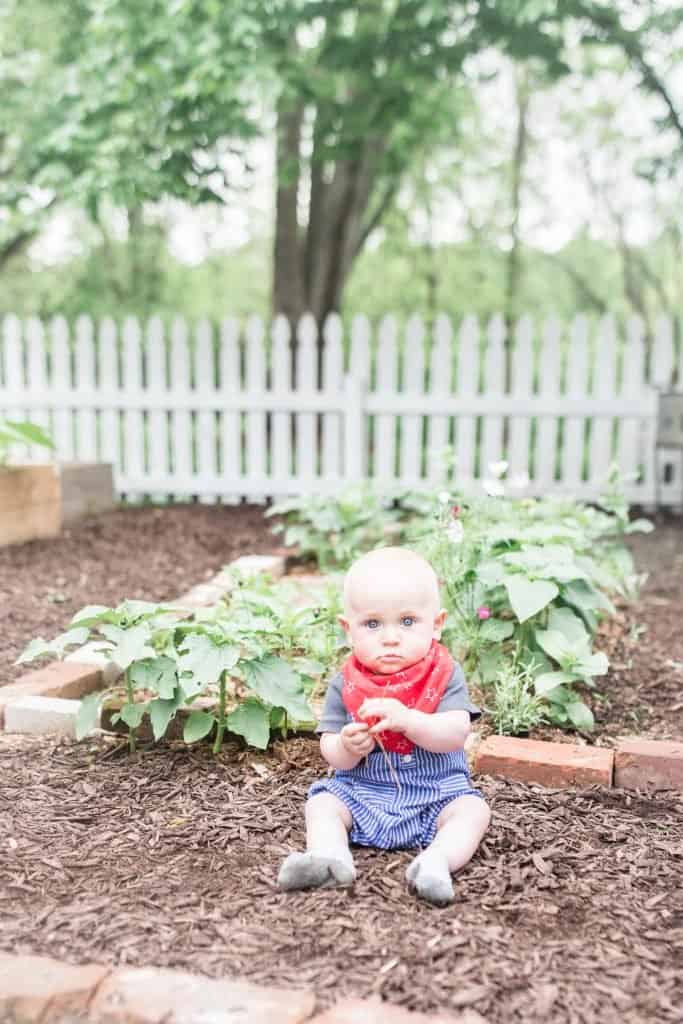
3, 553, 683, 796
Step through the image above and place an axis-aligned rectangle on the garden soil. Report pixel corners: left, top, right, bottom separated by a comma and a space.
0, 733, 681, 1023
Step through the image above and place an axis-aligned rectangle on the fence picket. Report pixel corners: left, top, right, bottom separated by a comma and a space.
50, 316, 75, 461
219, 318, 241, 500
295, 314, 317, 482
348, 315, 371, 478
427, 315, 452, 483
535, 318, 561, 490
455, 315, 478, 486
25, 317, 50, 456
480, 315, 506, 478
400, 315, 426, 484
374, 316, 399, 483
271, 315, 292, 496
563, 315, 589, 490
121, 317, 145, 500
651, 315, 674, 388
146, 316, 168, 502
169, 317, 193, 499
588, 316, 618, 489
98, 318, 120, 475
322, 315, 344, 480
75, 315, 97, 462
195, 318, 217, 501
618, 316, 646, 487
2, 316, 27, 456
508, 315, 533, 487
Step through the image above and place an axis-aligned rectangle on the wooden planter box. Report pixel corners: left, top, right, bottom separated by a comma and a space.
0, 464, 61, 547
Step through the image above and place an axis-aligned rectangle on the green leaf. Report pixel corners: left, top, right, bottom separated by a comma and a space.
226, 699, 271, 749
119, 702, 147, 729
177, 634, 240, 686
149, 693, 183, 741
575, 651, 609, 678
479, 618, 514, 642
100, 624, 155, 670
504, 576, 558, 623
534, 671, 579, 696
184, 710, 215, 744
547, 607, 588, 644
75, 692, 103, 740
70, 605, 115, 627
15, 627, 91, 664
565, 701, 595, 731
476, 560, 505, 588
563, 580, 614, 617
128, 656, 177, 698
477, 647, 505, 684
3, 420, 55, 449
242, 655, 313, 721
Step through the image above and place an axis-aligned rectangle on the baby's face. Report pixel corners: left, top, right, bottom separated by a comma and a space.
340, 576, 446, 675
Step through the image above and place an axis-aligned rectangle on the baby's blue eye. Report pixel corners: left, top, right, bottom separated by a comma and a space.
365, 619, 380, 629
401, 616, 415, 627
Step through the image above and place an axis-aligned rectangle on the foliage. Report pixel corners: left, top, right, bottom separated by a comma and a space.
267, 486, 408, 573
0, 420, 55, 465
487, 660, 546, 736
17, 574, 345, 753
270, 463, 651, 735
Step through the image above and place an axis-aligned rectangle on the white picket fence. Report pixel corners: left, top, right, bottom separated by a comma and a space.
0, 311, 681, 506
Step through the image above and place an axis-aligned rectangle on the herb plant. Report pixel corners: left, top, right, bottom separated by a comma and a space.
0, 420, 55, 465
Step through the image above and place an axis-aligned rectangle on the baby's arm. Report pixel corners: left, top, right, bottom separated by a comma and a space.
359, 699, 470, 753
320, 722, 376, 770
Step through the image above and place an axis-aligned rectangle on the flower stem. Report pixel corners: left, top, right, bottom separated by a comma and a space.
213, 671, 227, 755
125, 668, 136, 754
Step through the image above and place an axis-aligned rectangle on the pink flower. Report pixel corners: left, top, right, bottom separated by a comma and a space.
451, 505, 461, 518
477, 606, 491, 620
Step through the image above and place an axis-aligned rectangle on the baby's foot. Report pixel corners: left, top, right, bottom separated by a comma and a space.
278, 851, 356, 891
406, 849, 454, 906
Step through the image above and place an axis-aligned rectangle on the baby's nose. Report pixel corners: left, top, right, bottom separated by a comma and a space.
382, 627, 400, 644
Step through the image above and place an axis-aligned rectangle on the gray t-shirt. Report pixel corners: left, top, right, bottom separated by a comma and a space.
316, 662, 481, 734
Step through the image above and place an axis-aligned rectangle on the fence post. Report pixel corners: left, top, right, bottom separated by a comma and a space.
343, 371, 367, 483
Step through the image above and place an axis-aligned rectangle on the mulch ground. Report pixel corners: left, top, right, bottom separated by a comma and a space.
0, 503, 278, 687
1, 733, 681, 1023
1, 504, 682, 1021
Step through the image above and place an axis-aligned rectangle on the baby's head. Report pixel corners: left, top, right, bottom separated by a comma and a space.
339, 547, 446, 674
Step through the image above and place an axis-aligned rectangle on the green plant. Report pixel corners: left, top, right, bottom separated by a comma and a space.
17, 573, 345, 753
267, 485, 405, 572
488, 660, 546, 736
0, 419, 55, 465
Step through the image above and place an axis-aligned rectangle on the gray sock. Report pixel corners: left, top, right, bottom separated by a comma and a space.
406, 849, 454, 906
278, 850, 356, 891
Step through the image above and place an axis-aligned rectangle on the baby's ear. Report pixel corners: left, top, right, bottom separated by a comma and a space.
338, 615, 350, 635
433, 608, 447, 637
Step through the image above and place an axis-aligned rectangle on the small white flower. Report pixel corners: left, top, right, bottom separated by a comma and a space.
509, 471, 530, 490
447, 520, 464, 545
437, 491, 451, 504
482, 478, 505, 497
488, 460, 509, 479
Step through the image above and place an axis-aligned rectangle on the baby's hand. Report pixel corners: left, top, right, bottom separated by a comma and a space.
340, 721, 376, 758
359, 698, 413, 735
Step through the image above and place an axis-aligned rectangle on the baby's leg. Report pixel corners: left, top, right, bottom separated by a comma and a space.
406, 795, 491, 906
278, 792, 355, 890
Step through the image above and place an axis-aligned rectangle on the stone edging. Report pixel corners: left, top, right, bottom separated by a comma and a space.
0, 952, 471, 1024
2, 556, 683, 792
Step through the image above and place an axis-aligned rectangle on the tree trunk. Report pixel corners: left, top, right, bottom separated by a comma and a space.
504, 67, 530, 347
272, 100, 306, 325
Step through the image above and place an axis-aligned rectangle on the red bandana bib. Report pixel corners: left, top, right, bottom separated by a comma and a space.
341, 640, 454, 754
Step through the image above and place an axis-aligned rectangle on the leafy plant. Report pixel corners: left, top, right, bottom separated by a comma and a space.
487, 660, 546, 737
0, 419, 55, 465
17, 573, 345, 754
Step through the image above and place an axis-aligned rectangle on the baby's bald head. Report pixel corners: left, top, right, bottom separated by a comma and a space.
343, 547, 440, 616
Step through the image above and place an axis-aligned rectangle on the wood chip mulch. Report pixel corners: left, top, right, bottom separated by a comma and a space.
0, 503, 279, 688
1, 733, 682, 1023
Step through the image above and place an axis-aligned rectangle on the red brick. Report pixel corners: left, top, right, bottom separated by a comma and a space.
0, 661, 102, 727
614, 738, 683, 790
90, 966, 315, 1023
474, 735, 613, 788
309, 997, 479, 1024
0, 952, 109, 1020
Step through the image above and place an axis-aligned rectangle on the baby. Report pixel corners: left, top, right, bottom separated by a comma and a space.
278, 546, 490, 905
